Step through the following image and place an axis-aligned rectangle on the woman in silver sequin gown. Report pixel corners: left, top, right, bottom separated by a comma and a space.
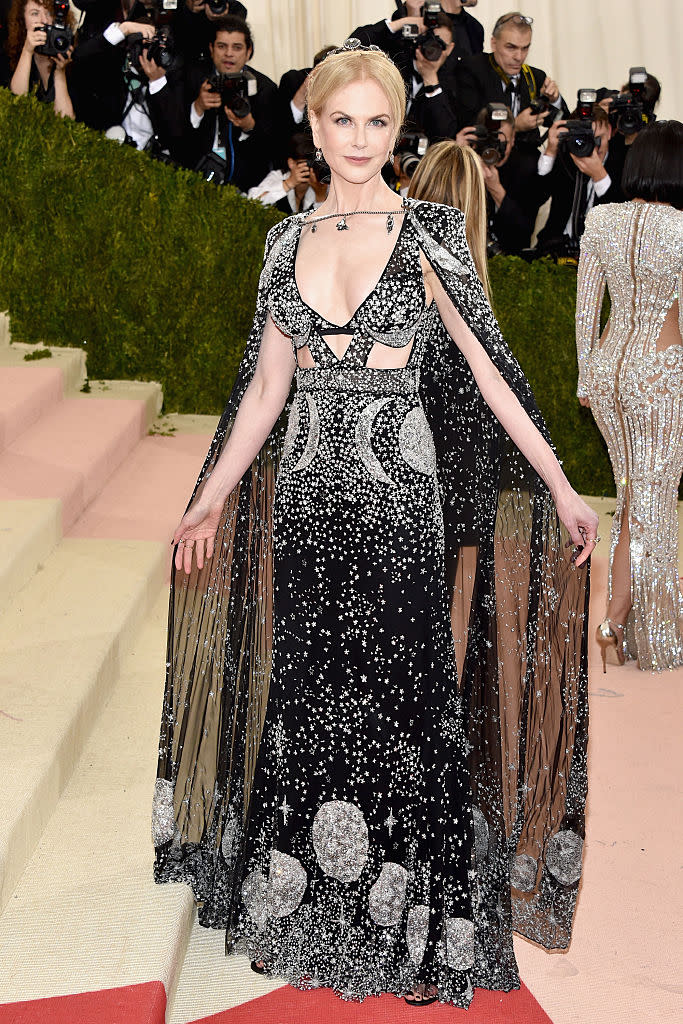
576, 121, 683, 672
153, 45, 598, 1009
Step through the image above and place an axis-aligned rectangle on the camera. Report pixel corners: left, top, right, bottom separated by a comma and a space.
561, 89, 598, 157
608, 68, 650, 135
206, 0, 229, 13
402, 3, 448, 62
207, 70, 256, 118
528, 93, 554, 117
473, 103, 508, 167
36, 0, 73, 58
126, 28, 176, 75
394, 131, 428, 178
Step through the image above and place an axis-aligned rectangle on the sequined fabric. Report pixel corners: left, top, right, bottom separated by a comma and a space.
577, 201, 683, 670
153, 199, 590, 1007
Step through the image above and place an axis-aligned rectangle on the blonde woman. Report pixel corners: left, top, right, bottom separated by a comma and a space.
154, 40, 596, 1009
409, 140, 491, 302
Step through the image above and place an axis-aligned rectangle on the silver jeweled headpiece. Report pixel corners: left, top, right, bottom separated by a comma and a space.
326, 38, 382, 57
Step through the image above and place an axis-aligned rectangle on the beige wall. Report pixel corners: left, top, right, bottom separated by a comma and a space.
247, 0, 681, 121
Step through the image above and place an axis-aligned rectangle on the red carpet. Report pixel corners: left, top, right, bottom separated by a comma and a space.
191, 983, 553, 1024
0, 980, 552, 1024
0, 982, 166, 1024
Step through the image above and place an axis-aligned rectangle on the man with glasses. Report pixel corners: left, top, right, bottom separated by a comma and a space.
456, 11, 566, 152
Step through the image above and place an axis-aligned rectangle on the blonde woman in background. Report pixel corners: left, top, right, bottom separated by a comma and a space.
409, 142, 491, 682
409, 140, 491, 302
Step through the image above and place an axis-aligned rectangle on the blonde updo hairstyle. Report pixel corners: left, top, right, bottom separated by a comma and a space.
408, 141, 492, 303
306, 48, 407, 151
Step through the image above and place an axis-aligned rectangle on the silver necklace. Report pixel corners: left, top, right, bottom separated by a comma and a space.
304, 203, 407, 234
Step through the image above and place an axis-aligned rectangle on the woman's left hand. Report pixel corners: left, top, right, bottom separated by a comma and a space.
554, 488, 600, 567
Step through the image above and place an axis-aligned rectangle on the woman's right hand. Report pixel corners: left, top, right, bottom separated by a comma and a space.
24, 24, 47, 54
173, 500, 224, 574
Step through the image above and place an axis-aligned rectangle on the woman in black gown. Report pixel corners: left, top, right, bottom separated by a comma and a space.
153, 41, 598, 1008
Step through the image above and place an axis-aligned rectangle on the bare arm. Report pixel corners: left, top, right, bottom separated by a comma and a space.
174, 311, 296, 572
201, 313, 295, 505
423, 258, 599, 565
52, 56, 75, 119
575, 218, 606, 400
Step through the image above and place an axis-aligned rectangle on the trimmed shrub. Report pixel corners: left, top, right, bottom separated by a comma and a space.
0, 89, 616, 494
0, 90, 281, 414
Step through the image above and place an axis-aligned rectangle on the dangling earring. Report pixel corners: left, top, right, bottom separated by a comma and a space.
387, 149, 393, 163
315, 148, 323, 161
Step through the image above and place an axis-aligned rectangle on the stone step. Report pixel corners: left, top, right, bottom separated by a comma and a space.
0, 366, 64, 451
0, 391, 158, 532
0, 537, 165, 913
0, 587, 194, 1016
0, 499, 61, 613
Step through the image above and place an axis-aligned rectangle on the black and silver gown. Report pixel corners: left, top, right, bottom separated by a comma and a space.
152, 198, 590, 1008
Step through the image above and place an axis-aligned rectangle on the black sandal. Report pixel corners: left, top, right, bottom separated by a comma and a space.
404, 986, 438, 1007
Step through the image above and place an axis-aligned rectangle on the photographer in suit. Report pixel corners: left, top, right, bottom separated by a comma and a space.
277, 45, 336, 152
352, 7, 464, 144
69, 0, 185, 160
456, 11, 566, 152
352, 1, 483, 66
470, 104, 546, 254
174, 0, 246, 65
536, 103, 625, 255
184, 14, 278, 191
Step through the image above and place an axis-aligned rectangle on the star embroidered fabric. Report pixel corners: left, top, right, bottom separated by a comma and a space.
152, 199, 590, 1007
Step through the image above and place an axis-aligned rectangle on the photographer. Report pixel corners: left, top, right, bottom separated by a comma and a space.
277, 46, 336, 150
174, 0, 246, 65
69, 0, 185, 160
470, 103, 545, 254
536, 101, 625, 254
7, 0, 76, 117
247, 133, 326, 214
352, 2, 483, 65
184, 14, 278, 191
456, 11, 566, 152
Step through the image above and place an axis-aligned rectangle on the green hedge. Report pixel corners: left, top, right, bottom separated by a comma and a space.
0, 89, 615, 495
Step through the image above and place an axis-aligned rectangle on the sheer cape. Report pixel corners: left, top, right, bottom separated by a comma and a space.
153, 198, 589, 957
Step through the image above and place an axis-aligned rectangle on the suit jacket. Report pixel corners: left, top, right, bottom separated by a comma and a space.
70, 26, 186, 159
277, 67, 311, 146
536, 144, 627, 248
490, 146, 547, 253
455, 51, 567, 148
353, 3, 483, 59
350, 18, 460, 142
182, 62, 279, 192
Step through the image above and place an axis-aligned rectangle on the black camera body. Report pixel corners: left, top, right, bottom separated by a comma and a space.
126, 29, 176, 75
401, 4, 447, 62
608, 69, 651, 136
473, 103, 508, 167
36, 0, 73, 58
394, 130, 429, 178
561, 89, 598, 157
207, 71, 252, 118
528, 92, 554, 117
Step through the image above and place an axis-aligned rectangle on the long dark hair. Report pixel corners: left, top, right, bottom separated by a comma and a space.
622, 119, 683, 210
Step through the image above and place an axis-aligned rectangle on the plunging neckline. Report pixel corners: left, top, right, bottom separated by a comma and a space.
292, 206, 409, 331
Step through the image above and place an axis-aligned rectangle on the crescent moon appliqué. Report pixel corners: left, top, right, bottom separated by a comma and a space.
292, 393, 320, 472
282, 395, 301, 461
354, 397, 396, 486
